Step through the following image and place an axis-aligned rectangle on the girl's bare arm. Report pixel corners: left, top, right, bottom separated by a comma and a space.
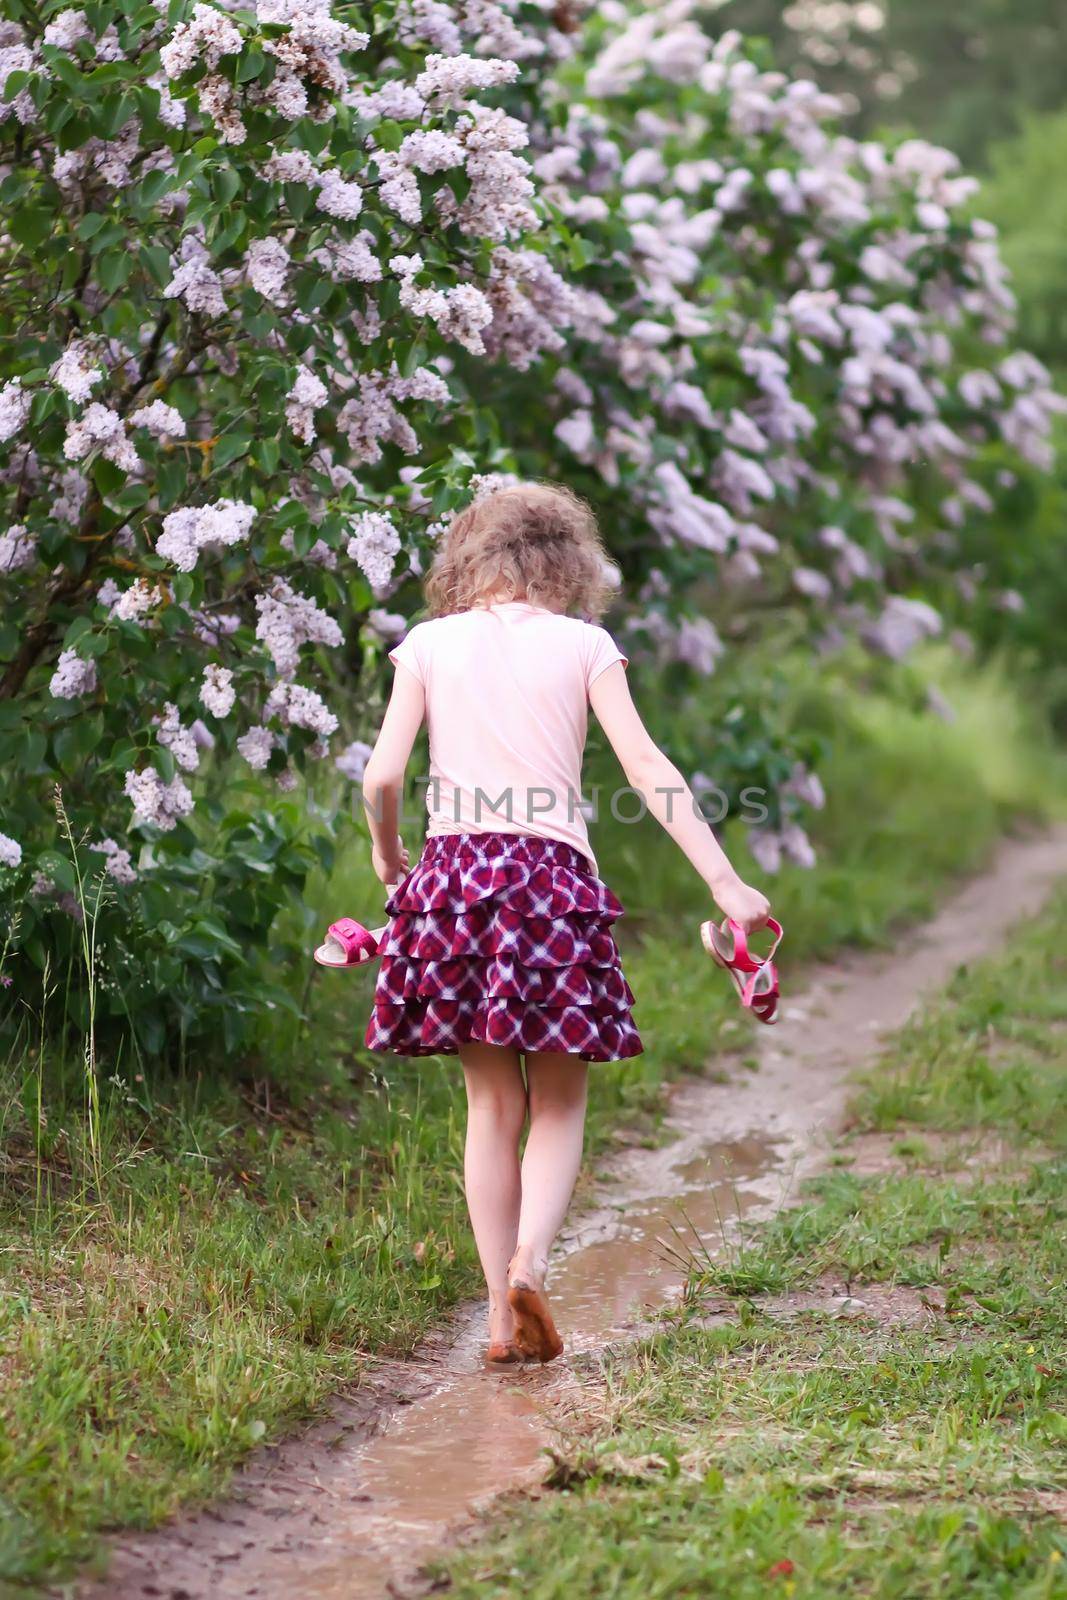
361, 663, 425, 883
589, 663, 770, 932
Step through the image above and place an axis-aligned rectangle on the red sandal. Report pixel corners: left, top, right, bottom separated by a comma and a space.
313, 916, 386, 968
701, 916, 783, 1025
314, 883, 401, 970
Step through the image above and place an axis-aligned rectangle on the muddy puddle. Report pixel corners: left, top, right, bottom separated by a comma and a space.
168, 1126, 783, 1600
286, 1131, 781, 1599
84, 827, 1067, 1600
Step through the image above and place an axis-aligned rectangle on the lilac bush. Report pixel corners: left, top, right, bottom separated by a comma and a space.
0, 0, 1058, 1051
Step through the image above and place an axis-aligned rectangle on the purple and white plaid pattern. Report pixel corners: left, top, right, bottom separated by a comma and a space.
366, 833, 643, 1062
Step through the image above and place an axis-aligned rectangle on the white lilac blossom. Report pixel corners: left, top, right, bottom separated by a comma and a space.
398, 129, 465, 173
163, 239, 227, 317
90, 837, 137, 884
157, 500, 256, 571
336, 367, 450, 466
0, 525, 35, 573
357, 82, 425, 120
156, 703, 200, 772
254, 579, 342, 675
397, 0, 462, 55
200, 664, 236, 718
147, 70, 186, 130
346, 510, 401, 593
745, 827, 782, 874
366, 608, 406, 641
377, 154, 422, 226
160, 4, 242, 77
673, 615, 724, 675
313, 231, 381, 283
392, 256, 494, 355
43, 9, 93, 48
237, 725, 275, 770
0, 832, 21, 870
315, 171, 364, 220
0, 379, 31, 443
783, 763, 826, 811
414, 54, 520, 110
50, 340, 104, 404
862, 596, 943, 660
245, 237, 291, 305
285, 366, 328, 444
114, 579, 164, 621
63, 404, 140, 473
264, 680, 339, 737
124, 767, 194, 831
128, 400, 186, 439
50, 470, 86, 531
262, 148, 319, 183
336, 740, 373, 782
445, 104, 538, 241
0, 31, 40, 127
49, 648, 97, 699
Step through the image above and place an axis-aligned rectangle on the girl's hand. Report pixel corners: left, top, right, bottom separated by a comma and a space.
372, 837, 409, 886
712, 875, 770, 933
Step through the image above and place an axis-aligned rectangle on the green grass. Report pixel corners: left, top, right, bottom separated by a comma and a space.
432, 889, 1067, 1600
0, 650, 1063, 1588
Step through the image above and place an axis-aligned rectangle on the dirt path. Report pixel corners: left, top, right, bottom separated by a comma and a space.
76, 828, 1067, 1600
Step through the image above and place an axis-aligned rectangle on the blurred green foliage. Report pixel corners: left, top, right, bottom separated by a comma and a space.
720, 0, 1067, 171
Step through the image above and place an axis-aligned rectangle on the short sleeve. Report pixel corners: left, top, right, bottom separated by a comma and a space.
389, 622, 427, 684
584, 623, 628, 689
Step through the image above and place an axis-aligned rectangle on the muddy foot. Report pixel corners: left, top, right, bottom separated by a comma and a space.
507, 1280, 564, 1363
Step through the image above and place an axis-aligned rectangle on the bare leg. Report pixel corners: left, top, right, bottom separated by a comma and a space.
459, 1041, 528, 1348
511, 1051, 589, 1288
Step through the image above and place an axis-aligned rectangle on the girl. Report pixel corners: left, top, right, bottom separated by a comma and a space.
361, 482, 770, 1365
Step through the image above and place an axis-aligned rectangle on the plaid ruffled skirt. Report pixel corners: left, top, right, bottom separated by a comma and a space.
365, 832, 643, 1062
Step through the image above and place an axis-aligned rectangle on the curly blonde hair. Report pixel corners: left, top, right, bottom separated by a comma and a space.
425, 481, 613, 619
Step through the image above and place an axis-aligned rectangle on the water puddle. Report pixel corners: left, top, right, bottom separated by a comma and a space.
240, 1130, 782, 1599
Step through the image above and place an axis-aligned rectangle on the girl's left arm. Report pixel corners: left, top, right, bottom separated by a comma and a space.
361, 662, 425, 884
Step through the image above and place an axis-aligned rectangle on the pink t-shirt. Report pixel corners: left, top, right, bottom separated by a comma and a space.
389, 602, 627, 870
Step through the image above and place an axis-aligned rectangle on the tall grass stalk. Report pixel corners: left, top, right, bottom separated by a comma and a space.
54, 786, 109, 1194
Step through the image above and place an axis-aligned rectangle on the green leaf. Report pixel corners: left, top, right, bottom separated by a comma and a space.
76, 212, 109, 240
140, 243, 173, 288
2, 69, 29, 103
92, 457, 126, 495
374, 120, 402, 152
63, 615, 95, 648
255, 436, 280, 475
138, 167, 174, 206
96, 248, 133, 291
10, 208, 53, 248
34, 851, 76, 894
238, 47, 265, 83
213, 165, 241, 205
153, 745, 177, 784
283, 182, 313, 221
213, 432, 250, 468
93, 92, 138, 139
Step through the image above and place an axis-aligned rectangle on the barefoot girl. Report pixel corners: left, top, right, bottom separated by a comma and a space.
360, 482, 770, 1364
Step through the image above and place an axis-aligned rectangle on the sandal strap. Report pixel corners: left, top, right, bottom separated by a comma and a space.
326, 919, 378, 960
722, 916, 784, 974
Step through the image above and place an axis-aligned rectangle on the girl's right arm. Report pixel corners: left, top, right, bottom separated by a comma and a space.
589, 662, 770, 932
361, 662, 425, 884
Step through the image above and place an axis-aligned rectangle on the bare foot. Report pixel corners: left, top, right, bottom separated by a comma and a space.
486, 1298, 516, 1351
507, 1252, 563, 1364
